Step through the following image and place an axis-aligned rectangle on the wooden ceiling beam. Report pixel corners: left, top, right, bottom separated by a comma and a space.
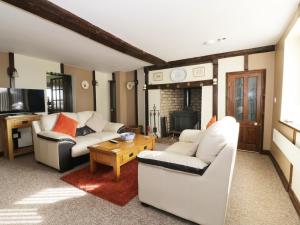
2, 0, 167, 65
146, 45, 275, 71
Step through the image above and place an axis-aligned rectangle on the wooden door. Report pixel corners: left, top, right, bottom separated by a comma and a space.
226, 70, 265, 152
49, 75, 73, 114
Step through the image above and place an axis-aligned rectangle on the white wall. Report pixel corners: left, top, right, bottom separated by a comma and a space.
15, 54, 60, 89
137, 68, 145, 132
281, 37, 300, 125
14, 54, 60, 114
95, 71, 112, 121
249, 52, 275, 150
201, 86, 213, 129
218, 56, 244, 119
148, 63, 213, 85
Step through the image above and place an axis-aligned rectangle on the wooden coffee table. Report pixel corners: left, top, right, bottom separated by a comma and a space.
88, 135, 155, 181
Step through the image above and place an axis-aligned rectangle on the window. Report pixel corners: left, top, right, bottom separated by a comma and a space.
281, 18, 300, 128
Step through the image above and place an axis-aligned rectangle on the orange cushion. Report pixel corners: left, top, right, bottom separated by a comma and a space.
52, 113, 78, 137
206, 115, 217, 129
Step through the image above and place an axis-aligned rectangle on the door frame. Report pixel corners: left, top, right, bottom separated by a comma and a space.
226, 69, 266, 152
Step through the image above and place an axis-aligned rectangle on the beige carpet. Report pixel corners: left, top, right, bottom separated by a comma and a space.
0, 145, 299, 225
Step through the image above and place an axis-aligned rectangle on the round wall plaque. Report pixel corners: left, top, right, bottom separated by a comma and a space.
170, 68, 187, 82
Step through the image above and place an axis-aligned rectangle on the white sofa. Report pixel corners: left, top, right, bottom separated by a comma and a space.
32, 111, 124, 171
137, 117, 239, 225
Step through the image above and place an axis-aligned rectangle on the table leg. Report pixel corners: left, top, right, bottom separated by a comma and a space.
113, 165, 120, 181
113, 156, 121, 181
6, 124, 14, 160
90, 154, 96, 173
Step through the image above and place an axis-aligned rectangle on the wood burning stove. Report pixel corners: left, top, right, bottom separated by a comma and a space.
169, 89, 199, 134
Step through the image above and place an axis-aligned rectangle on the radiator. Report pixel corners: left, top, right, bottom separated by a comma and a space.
273, 129, 300, 170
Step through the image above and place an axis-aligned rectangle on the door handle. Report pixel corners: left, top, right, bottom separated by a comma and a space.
254, 122, 258, 126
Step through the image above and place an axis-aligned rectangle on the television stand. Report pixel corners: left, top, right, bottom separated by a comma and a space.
0, 114, 41, 160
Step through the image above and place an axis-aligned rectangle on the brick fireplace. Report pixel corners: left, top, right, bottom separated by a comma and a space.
160, 88, 202, 136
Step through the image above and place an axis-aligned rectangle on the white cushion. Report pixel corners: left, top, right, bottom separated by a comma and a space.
138, 150, 208, 170
103, 122, 124, 132
179, 129, 205, 143
38, 130, 75, 141
86, 112, 107, 132
196, 116, 236, 163
86, 132, 120, 142
71, 132, 120, 157
63, 112, 79, 122
77, 111, 94, 128
165, 142, 198, 156
40, 113, 58, 131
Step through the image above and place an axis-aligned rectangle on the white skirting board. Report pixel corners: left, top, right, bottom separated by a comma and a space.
273, 129, 300, 170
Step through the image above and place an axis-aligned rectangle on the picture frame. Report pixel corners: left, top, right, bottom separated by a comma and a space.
153, 72, 163, 81
192, 67, 205, 78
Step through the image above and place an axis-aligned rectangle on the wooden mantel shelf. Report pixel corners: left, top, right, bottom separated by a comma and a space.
147, 79, 214, 90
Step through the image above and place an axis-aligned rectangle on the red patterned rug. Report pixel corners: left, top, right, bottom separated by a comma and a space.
61, 160, 138, 206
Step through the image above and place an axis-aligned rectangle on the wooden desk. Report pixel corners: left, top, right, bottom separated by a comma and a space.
0, 114, 41, 160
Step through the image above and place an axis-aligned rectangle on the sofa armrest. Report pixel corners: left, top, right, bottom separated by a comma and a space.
179, 129, 205, 143
103, 122, 125, 133
32, 121, 42, 135
137, 151, 209, 175
37, 131, 76, 144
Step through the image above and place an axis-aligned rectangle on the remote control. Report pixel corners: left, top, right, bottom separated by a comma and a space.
109, 140, 119, 144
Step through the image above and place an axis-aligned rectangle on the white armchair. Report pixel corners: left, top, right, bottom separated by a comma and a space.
137, 117, 239, 225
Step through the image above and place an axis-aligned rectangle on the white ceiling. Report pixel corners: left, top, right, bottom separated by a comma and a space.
0, 0, 299, 72
0, 2, 149, 72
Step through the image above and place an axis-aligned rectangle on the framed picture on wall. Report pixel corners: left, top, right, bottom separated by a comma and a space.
153, 72, 163, 81
192, 67, 205, 78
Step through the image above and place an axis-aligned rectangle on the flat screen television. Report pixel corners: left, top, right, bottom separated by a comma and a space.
0, 88, 45, 114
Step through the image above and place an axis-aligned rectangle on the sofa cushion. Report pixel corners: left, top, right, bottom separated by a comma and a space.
165, 142, 198, 156
103, 122, 125, 133
179, 129, 205, 143
87, 132, 120, 143
206, 115, 217, 129
40, 113, 58, 131
71, 132, 120, 157
76, 126, 95, 136
77, 111, 94, 128
52, 113, 78, 137
37, 130, 76, 143
137, 150, 208, 175
63, 112, 79, 122
196, 116, 236, 163
86, 112, 107, 133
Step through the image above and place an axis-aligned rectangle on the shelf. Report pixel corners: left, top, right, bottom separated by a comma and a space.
14, 146, 33, 157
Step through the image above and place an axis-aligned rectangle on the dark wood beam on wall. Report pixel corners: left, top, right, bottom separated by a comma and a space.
244, 54, 249, 71
146, 45, 275, 71
92, 70, 96, 111
134, 70, 138, 127
109, 73, 117, 122
60, 63, 64, 74
213, 59, 218, 118
7, 52, 15, 88
3, 0, 166, 66
144, 68, 149, 135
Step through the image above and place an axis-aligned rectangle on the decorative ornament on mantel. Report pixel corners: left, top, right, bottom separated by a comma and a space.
81, 80, 90, 90
170, 68, 187, 82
